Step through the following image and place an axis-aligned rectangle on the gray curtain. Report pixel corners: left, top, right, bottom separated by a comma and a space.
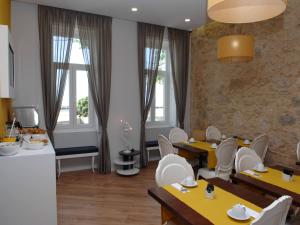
38, 5, 76, 143
168, 28, 191, 129
138, 22, 165, 167
77, 13, 112, 174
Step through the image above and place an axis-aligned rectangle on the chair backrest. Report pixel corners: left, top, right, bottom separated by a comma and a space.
215, 138, 238, 175
251, 195, 292, 225
297, 141, 300, 161
250, 134, 269, 162
158, 135, 175, 158
235, 147, 262, 173
206, 126, 222, 141
155, 154, 194, 187
169, 128, 189, 143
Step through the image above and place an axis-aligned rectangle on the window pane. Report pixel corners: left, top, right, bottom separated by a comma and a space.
76, 70, 89, 125
155, 107, 165, 121
155, 71, 165, 121
158, 50, 167, 71
57, 72, 70, 124
70, 38, 87, 65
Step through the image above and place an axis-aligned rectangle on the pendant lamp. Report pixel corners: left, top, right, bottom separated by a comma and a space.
208, 0, 287, 24
218, 35, 254, 62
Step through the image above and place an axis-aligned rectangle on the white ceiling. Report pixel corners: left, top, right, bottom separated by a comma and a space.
15, 0, 208, 30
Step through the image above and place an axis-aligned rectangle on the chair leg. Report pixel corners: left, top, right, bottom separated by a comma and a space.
57, 159, 61, 178
92, 156, 95, 173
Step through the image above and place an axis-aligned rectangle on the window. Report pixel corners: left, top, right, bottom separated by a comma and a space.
54, 36, 94, 130
147, 42, 176, 127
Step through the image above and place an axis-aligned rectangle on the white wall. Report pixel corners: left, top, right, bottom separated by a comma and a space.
11, 1, 187, 172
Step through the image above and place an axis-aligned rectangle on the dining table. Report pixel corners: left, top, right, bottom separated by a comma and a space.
231, 165, 300, 207
173, 138, 250, 169
148, 178, 273, 225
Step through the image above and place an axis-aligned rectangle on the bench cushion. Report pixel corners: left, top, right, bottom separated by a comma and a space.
146, 140, 158, 148
55, 146, 98, 156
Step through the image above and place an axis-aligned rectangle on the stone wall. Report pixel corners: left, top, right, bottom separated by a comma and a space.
190, 0, 300, 168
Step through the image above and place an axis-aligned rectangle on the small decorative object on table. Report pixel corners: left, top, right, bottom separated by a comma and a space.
205, 183, 215, 199
282, 168, 294, 182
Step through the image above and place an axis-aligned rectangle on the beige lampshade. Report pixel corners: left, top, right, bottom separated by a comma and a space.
218, 35, 254, 62
208, 0, 287, 24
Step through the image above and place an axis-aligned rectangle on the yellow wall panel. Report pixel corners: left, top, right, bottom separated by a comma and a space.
0, 0, 11, 136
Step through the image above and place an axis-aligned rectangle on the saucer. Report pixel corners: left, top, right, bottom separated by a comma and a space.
180, 180, 198, 188
227, 209, 251, 221
254, 167, 268, 173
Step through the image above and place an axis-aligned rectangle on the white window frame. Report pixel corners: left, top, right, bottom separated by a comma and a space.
55, 63, 95, 131
146, 41, 175, 128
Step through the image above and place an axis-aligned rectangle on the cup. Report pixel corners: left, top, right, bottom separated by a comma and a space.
211, 143, 217, 149
256, 163, 265, 171
232, 204, 246, 218
189, 138, 195, 143
244, 139, 250, 144
282, 173, 293, 182
184, 176, 195, 186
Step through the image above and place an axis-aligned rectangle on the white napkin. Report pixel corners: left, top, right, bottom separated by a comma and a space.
245, 207, 260, 218
244, 170, 261, 178
171, 183, 190, 193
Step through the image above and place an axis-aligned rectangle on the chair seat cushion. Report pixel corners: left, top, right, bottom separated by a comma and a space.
55, 146, 98, 156
146, 140, 158, 148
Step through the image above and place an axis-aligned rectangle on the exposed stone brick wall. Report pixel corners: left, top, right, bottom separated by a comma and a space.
190, 0, 300, 168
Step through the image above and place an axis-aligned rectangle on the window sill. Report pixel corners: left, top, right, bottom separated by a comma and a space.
146, 124, 175, 129
54, 128, 97, 134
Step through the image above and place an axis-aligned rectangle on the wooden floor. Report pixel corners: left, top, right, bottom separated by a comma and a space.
57, 162, 300, 225
57, 162, 161, 225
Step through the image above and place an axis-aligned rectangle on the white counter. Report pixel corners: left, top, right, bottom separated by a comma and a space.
0, 140, 57, 225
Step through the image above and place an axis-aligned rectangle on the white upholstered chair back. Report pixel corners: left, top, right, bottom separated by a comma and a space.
215, 138, 238, 175
169, 128, 189, 143
251, 196, 292, 225
297, 141, 300, 161
250, 134, 269, 162
235, 147, 262, 173
155, 154, 194, 187
158, 135, 175, 158
206, 126, 222, 141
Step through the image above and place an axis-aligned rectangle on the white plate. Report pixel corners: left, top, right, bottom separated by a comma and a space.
227, 209, 251, 221
180, 180, 198, 188
189, 140, 197, 143
254, 167, 268, 173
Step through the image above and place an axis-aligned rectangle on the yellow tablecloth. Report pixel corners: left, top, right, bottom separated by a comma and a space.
164, 180, 262, 225
183, 141, 217, 169
182, 140, 250, 169
241, 168, 300, 195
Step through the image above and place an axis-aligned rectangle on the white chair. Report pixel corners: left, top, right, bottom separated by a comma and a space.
197, 138, 238, 181
169, 127, 189, 143
169, 127, 189, 154
251, 195, 292, 225
206, 126, 222, 141
158, 135, 176, 158
250, 134, 269, 162
235, 147, 262, 173
155, 154, 194, 187
297, 141, 300, 161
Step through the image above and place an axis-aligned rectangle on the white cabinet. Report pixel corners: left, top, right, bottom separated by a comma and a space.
0, 25, 14, 98
0, 141, 57, 225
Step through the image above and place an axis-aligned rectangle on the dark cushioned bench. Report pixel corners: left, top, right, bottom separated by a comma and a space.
55, 146, 98, 177
146, 140, 159, 161
55, 146, 98, 156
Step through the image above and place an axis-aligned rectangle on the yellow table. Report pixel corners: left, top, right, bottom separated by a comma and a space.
176, 139, 250, 169
163, 180, 262, 225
